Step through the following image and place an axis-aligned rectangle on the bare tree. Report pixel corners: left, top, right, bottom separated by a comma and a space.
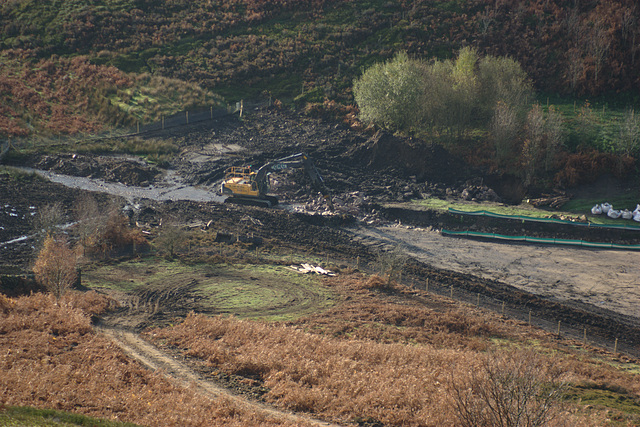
156, 220, 187, 259
491, 101, 520, 168
564, 6, 587, 93
376, 245, 408, 285
615, 109, 640, 173
522, 104, 545, 186
588, 18, 612, 84
73, 194, 101, 256
544, 106, 566, 172
576, 101, 599, 146
450, 349, 567, 427
33, 235, 77, 301
566, 48, 585, 93
33, 202, 66, 246
478, 5, 496, 35
618, 109, 640, 157
620, 5, 639, 65
620, 6, 637, 43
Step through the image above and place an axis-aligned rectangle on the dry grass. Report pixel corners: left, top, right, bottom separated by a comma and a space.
0, 291, 315, 427
146, 274, 632, 426
2, 275, 638, 426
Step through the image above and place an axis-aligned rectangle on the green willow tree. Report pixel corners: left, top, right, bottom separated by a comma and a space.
353, 52, 427, 132
353, 48, 532, 138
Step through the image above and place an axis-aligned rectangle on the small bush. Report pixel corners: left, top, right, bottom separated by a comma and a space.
450, 349, 567, 427
90, 212, 148, 257
33, 235, 77, 300
0, 293, 16, 313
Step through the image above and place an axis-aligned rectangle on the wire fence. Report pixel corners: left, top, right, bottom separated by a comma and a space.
405, 274, 639, 358
0, 98, 273, 156
339, 249, 640, 360
2, 97, 638, 359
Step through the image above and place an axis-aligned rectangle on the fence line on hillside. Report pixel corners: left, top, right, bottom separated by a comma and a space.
0, 98, 273, 158
334, 251, 639, 359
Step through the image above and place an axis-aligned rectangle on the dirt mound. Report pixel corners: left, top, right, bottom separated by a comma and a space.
347, 130, 473, 183
33, 154, 162, 186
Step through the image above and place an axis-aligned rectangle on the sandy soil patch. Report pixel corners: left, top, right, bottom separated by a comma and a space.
354, 224, 640, 321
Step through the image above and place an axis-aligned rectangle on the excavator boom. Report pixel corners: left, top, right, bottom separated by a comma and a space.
221, 153, 332, 208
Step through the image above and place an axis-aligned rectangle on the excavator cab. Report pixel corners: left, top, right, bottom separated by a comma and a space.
220, 166, 262, 197
220, 153, 332, 209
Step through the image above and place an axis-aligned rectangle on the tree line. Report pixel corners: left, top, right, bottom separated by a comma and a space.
354, 49, 640, 187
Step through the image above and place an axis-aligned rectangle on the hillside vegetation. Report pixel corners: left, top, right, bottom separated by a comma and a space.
1, 0, 639, 136
3, 278, 640, 426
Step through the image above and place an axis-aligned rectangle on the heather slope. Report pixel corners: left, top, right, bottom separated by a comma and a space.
1, 0, 639, 137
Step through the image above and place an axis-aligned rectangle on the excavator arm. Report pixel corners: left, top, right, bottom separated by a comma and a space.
221, 152, 333, 209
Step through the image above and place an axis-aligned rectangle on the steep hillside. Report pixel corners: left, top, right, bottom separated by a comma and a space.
1, 0, 639, 137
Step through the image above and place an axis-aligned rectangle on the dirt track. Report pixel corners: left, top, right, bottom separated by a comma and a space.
2, 106, 640, 355
97, 325, 338, 427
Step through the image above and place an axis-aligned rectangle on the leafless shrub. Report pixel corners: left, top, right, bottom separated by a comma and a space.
33, 201, 66, 244
155, 219, 187, 259
616, 109, 640, 159
73, 194, 101, 256
92, 210, 148, 257
450, 349, 567, 427
376, 245, 408, 285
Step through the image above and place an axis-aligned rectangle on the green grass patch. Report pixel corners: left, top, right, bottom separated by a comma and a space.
565, 383, 640, 420
0, 406, 140, 427
562, 196, 640, 215
9, 135, 179, 165
536, 94, 637, 153
409, 197, 640, 226
82, 257, 338, 321
410, 198, 554, 218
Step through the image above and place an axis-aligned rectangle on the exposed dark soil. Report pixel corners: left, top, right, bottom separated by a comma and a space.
23, 154, 163, 187
2, 106, 640, 360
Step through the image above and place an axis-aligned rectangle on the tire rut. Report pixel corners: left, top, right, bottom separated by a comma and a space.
96, 325, 340, 427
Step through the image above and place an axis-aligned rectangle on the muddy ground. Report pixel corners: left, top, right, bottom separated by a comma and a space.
1, 106, 640, 357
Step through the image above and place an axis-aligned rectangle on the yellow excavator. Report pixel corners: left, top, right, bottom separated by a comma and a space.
220, 152, 333, 208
